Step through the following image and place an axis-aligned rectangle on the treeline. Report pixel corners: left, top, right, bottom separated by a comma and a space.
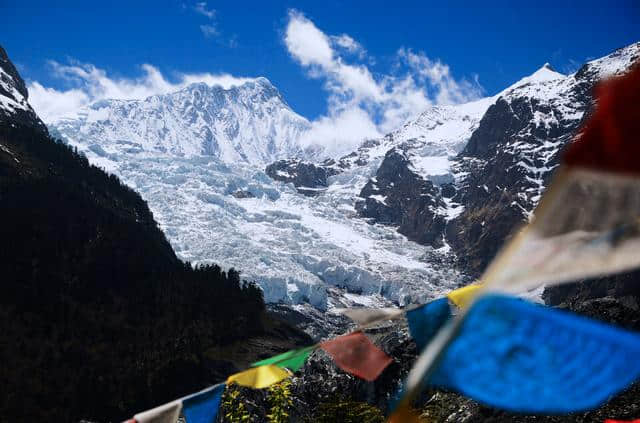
0, 122, 265, 422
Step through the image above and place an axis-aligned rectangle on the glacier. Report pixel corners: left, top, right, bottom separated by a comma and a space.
48, 78, 473, 311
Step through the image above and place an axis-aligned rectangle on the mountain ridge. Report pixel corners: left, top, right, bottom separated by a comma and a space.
52, 76, 310, 165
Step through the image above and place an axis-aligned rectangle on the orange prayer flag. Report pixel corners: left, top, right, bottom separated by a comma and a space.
320, 331, 393, 382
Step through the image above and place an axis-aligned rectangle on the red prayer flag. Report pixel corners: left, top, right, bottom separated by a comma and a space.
320, 331, 393, 382
564, 64, 640, 175
604, 420, 640, 423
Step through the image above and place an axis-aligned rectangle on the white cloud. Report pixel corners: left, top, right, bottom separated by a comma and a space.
397, 48, 483, 105
194, 2, 215, 19
331, 34, 366, 59
191, 1, 235, 44
284, 10, 334, 68
284, 10, 483, 156
301, 107, 381, 154
27, 82, 89, 122
28, 60, 255, 122
200, 24, 219, 38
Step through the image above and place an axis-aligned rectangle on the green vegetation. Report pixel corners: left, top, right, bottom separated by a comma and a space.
267, 379, 293, 423
222, 385, 253, 422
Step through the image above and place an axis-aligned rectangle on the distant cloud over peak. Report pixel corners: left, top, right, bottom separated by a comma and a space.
28, 60, 254, 122
283, 9, 484, 156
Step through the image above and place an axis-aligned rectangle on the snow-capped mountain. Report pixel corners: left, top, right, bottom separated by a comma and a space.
52, 77, 310, 165
448, 43, 639, 273
49, 79, 465, 315
0, 46, 47, 132
357, 42, 639, 274
43, 42, 639, 317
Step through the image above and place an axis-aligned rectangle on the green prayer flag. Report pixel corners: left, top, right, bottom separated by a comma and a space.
252, 346, 315, 372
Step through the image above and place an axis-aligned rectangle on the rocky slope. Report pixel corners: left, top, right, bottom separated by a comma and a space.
447, 51, 638, 274
265, 158, 340, 196
353, 43, 640, 276
0, 46, 48, 132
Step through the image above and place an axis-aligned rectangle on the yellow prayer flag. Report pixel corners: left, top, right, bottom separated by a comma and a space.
227, 365, 290, 389
447, 283, 483, 309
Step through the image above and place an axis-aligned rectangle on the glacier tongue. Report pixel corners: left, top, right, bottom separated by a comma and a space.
52, 137, 463, 310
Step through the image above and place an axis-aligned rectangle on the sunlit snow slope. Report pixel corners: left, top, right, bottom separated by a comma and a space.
52, 78, 310, 165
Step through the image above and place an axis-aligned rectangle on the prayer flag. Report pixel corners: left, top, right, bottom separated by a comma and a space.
134, 400, 182, 423
182, 384, 225, 423
227, 365, 290, 389
406, 298, 451, 352
320, 331, 393, 382
604, 420, 640, 423
563, 63, 640, 175
447, 284, 483, 309
428, 294, 640, 414
252, 346, 315, 372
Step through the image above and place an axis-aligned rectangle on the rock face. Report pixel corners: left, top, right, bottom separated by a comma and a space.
356, 149, 447, 248
265, 158, 341, 196
352, 43, 640, 277
447, 46, 639, 275
0, 46, 47, 132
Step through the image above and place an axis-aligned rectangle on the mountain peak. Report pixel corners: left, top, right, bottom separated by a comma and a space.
526, 62, 565, 83
499, 62, 565, 96
254, 76, 274, 87
52, 74, 309, 165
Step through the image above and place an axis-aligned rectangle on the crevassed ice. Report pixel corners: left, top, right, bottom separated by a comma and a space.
55, 140, 462, 310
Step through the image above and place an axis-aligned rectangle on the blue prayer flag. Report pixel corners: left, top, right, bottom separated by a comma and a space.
429, 294, 640, 414
182, 383, 225, 423
406, 298, 452, 352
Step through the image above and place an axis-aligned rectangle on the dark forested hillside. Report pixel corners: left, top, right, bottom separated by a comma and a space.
0, 117, 309, 421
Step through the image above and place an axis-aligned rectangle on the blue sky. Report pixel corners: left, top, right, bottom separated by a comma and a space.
2, 1, 638, 131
